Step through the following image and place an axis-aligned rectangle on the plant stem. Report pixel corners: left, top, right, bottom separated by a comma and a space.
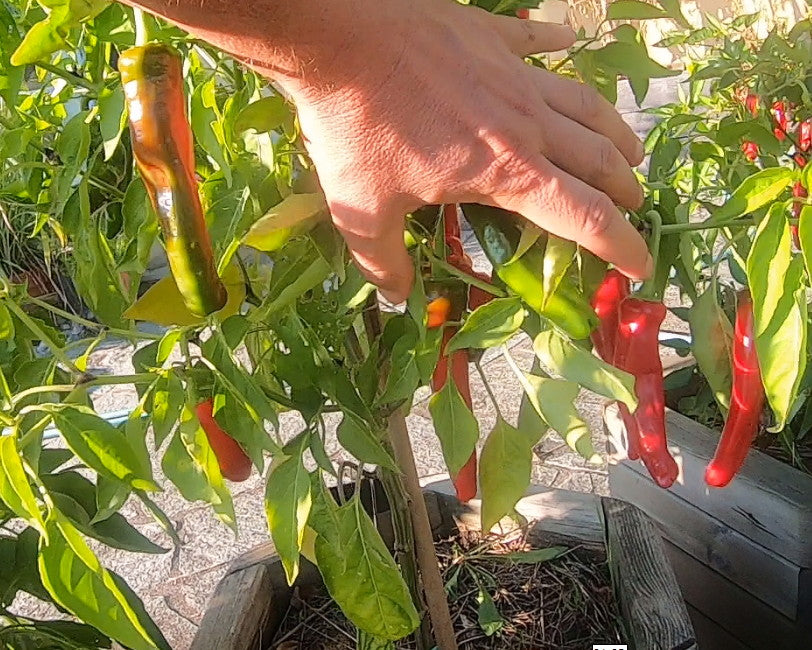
378, 468, 432, 650
660, 219, 753, 234
25, 295, 162, 341
4, 299, 81, 375
386, 409, 458, 650
134, 8, 149, 46
422, 247, 504, 296
638, 210, 662, 301
35, 62, 99, 93
11, 373, 156, 407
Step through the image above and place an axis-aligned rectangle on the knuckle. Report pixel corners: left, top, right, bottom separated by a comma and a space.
593, 137, 618, 180
579, 194, 616, 238
577, 84, 603, 120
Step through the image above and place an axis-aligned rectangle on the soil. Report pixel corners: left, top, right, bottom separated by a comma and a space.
270, 529, 624, 649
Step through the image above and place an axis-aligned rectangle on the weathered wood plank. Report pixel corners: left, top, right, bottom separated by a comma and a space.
605, 403, 812, 566
610, 461, 801, 619
190, 564, 282, 650
422, 476, 606, 551
663, 540, 812, 650
685, 603, 751, 650
602, 497, 697, 650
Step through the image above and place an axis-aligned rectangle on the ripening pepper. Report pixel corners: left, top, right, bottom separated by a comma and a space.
771, 101, 788, 141
590, 270, 640, 460
745, 93, 759, 117
196, 399, 252, 482
800, 120, 812, 152
791, 181, 807, 249
705, 292, 764, 487
613, 298, 678, 488
442, 204, 495, 311
119, 44, 227, 318
741, 141, 760, 162
427, 288, 477, 502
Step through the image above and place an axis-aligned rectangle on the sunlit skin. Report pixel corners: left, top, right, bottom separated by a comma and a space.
123, 0, 652, 302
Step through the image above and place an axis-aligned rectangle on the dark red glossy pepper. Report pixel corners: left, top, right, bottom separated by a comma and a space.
771, 101, 788, 141
741, 141, 759, 162
613, 299, 678, 488
196, 399, 252, 482
590, 270, 640, 460
442, 204, 494, 311
705, 292, 764, 487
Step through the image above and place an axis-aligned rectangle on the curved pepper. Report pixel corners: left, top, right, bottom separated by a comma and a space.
120, 44, 227, 317
800, 120, 812, 153
590, 270, 640, 460
771, 101, 788, 141
196, 399, 252, 482
791, 181, 807, 249
613, 298, 678, 488
705, 291, 764, 488
460, 203, 596, 339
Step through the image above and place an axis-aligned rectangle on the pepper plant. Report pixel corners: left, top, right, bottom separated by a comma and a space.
0, 0, 807, 648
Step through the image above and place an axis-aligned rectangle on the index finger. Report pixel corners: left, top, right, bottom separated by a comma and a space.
494, 154, 653, 281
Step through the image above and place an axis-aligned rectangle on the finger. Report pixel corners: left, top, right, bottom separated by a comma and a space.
539, 109, 643, 210
534, 70, 644, 165
494, 155, 652, 280
489, 16, 576, 56
332, 208, 414, 304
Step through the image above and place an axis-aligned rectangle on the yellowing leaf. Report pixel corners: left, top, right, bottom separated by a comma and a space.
124, 262, 245, 327
243, 193, 329, 252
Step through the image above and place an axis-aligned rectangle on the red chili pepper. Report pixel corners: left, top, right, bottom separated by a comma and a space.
516, 8, 530, 19
800, 120, 811, 153
771, 101, 788, 141
613, 299, 678, 488
745, 93, 759, 117
442, 203, 495, 312
705, 292, 764, 487
590, 270, 640, 460
196, 399, 252, 482
796, 153, 808, 168
741, 141, 759, 162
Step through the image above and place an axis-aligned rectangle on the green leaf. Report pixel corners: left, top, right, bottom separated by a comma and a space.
0, 302, 15, 340
798, 205, 812, 280
479, 417, 533, 530
38, 516, 164, 650
244, 193, 329, 252
710, 168, 793, 224
428, 377, 480, 477
40, 404, 158, 492
191, 76, 231, 185
98, 82, 126, 161
688, 285, 733, 414
533, 331, 638, 410
498, 546, 568, 564
476, 587, 505, 636
93, 475, 130, 525
654, 0, 692, 28
265, 433, 311, 584
520, 374, 599, 463
11, 0, 109, 65
747, 207, 808, 430
446, 297, 523, 353
337, 412, 397, 470
233, 95, 289, 134
161, 407, 236, 531
310, 490, 420, 641
378, 329, 420, 406
607, 0, 668, 20
0, 435, 47, 536
156, 329, 183, 364
541, 235, 576, 304
150, 373, 184, 447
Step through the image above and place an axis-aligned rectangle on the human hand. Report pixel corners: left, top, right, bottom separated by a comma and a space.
128, 0, 650, 303
284, 0, 649, 301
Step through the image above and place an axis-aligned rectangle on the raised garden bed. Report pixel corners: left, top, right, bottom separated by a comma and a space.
605, 402, 812, 650
191, 478, 695, 650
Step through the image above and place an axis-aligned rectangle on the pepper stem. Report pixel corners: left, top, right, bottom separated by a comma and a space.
134, 8, 149, 46
638, 210, 662, 301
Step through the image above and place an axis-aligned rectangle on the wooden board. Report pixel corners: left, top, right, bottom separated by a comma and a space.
610, 462, 801, 620
685, 603, 751, 650
605, 403, 812, 566
663, 540, 812, 650
192, 482, 695, 650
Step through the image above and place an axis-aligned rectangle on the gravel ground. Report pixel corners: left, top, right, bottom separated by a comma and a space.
11, 78, 687, 649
